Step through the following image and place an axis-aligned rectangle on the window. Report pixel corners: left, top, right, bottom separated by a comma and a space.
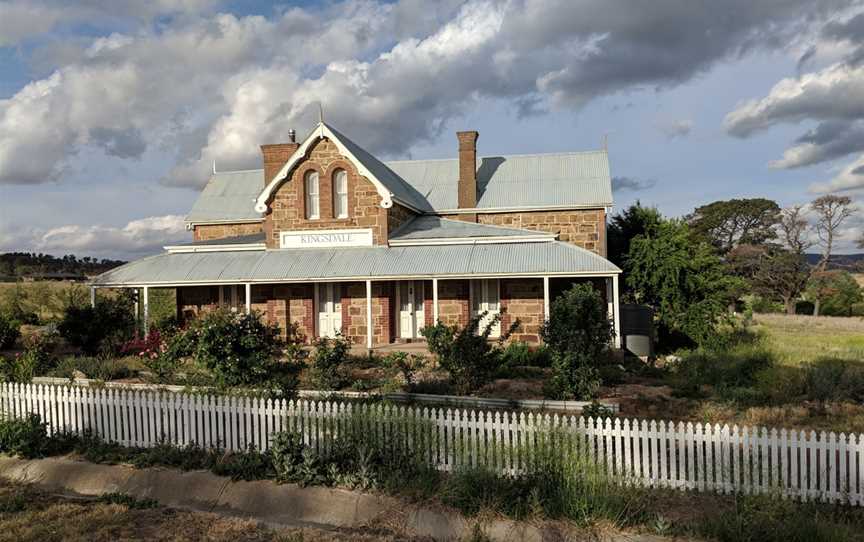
304, 170, 320, 219
333, 169, 348, 218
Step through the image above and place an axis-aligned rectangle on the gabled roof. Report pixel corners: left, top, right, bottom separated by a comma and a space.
255, 122, 432, 214
92, 241, 620, 287
385, 151, 613, 211
389, 215, 554, 243
186, 169, 264, 225
188, 123, 613, 226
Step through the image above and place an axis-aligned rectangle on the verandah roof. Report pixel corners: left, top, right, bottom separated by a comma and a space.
92, 241, 620, 287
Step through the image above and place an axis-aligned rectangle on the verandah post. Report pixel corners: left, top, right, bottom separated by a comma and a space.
542, 276, 550, 322
366, 279, 373, 349
142, 285, 150, 338
433, 278, 439, 323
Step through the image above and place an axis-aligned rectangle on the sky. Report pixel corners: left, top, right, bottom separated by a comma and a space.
2, 0, 864, 260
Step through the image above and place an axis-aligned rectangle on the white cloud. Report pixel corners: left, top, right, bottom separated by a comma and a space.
725, 63, 864, 138
0, 215, 189, 260
0, 0, 844, 189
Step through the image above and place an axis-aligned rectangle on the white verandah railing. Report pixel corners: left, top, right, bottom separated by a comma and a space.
1, 382, 862, 506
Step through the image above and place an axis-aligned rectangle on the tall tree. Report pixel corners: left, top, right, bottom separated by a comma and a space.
750, 206, 812, 315
625, 218, 742, 346
607, 201, 663, 269
688, 198, 781, 254
810, 195, 854, 315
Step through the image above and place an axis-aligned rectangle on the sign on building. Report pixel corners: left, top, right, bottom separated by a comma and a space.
279, 228, 374, 249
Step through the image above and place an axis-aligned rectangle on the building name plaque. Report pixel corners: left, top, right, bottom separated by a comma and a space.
280, 228, 374, 249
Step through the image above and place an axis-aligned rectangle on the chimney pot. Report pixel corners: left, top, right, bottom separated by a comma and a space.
288, 129, 296, 143
457, 130, 479, 213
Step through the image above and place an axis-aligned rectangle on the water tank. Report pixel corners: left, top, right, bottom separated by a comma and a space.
620, 304, 654, 358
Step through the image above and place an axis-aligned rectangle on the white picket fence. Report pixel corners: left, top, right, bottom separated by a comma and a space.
1, 382, 862, 505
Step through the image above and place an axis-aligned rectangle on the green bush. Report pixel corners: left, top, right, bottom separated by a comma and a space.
0, 334, 54, 383
540, 284, 614, 400
749, 296, 783, 314
0, 314, 19, 350
803, 358, 864, 403
58, 296, 135, 355
181, 309, 285, 388
422, 312, 517, 394
499, 341, 551, 368
670, 332, 775, 401
0, 414, 50, 458
309, 334, 352, 390
383, 351, 428, 390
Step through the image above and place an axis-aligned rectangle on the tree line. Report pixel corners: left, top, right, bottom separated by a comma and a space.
0, 253, 126, 280
609, 195, 862, 347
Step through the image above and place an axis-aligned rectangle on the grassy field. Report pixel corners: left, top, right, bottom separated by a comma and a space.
0, 480, 413, 542
752, 313, 864, 365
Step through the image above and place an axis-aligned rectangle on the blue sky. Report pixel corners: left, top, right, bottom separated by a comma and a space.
1, 0, 863, 259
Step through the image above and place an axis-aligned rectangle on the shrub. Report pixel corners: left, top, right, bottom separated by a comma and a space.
541, 284, 614, 400
670, 332, 775, 401
48, 356, 136, 381
803, 358, 864, 404
422, 312, 517, 394
183, 309, 284, 388
749, 296, 783, 314
0, 414, 50, 458
0, 314, 19, 350
0, 334, 54, 382
309, 334, 352, 390
58, 296, 135, 355
383, 351, 428, 390
499, 341, 551, 368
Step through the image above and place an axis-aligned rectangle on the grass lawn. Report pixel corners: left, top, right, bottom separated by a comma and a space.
752, 313, 864, 365
0, 479, 413, 542
611, 312, 864, 434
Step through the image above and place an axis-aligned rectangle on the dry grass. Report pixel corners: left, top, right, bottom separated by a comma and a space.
752, 313, 864, 365
0, 480, 422, 542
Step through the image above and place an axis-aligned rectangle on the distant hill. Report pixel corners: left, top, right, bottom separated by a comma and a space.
805, 253, 864, 271
0, 252, 126, 281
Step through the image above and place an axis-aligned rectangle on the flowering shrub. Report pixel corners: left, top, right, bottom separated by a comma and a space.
119, 329, 166, 357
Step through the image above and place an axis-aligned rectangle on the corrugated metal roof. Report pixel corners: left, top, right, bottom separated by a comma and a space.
187, 148, 612, 224
186, 170, 264, 224
385, 151, 613, 210
390, 215, 550, 240
92, 242, 619, 286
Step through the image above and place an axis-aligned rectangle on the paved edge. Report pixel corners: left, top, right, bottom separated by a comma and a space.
0, 455, 678, 542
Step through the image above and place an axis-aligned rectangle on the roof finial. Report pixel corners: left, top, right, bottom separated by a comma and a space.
212, 160, 217, 174
318, 101, 324, 124
601, 133, 608, 152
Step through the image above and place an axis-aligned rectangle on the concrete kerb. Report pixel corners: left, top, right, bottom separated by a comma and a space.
0, 455, 682, 542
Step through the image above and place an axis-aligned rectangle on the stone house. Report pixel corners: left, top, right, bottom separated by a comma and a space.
93, 122, 621, 347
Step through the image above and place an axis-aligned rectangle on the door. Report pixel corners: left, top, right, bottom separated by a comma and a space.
471, 279, 500, 337
397, 281, 425, 339
316, 283, 342, 338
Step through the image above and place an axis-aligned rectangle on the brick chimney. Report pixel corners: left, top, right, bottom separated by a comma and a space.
261, 131, 300, 186
457, 130, 478, 216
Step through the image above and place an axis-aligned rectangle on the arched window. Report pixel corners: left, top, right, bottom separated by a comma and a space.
304, 170, 320, 219
333, 169, 348, 219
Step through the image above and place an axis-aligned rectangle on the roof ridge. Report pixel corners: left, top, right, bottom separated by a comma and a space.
385, 149, 607, 165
